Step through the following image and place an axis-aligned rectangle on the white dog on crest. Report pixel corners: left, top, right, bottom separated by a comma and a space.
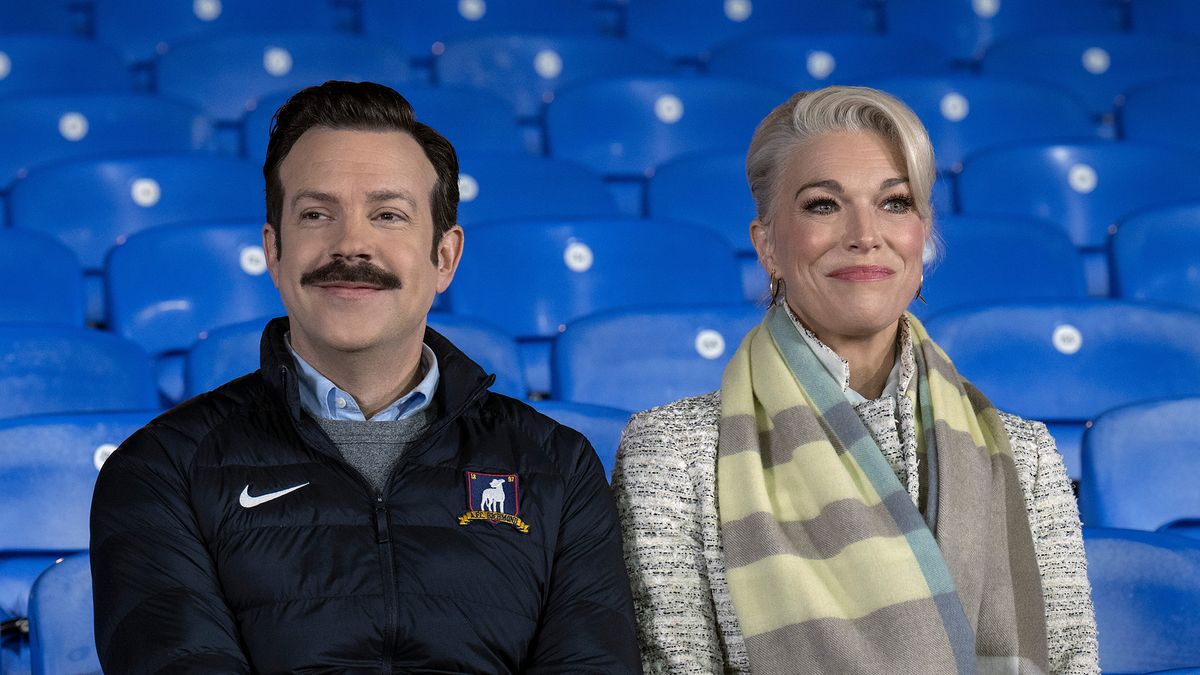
480, 479, 506, 513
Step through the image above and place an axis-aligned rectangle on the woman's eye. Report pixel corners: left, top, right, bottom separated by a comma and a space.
802, 198, 838, 214
883, 195, 914, 213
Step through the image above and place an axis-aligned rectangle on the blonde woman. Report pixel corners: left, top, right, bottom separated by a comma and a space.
612, 86, 1098, 674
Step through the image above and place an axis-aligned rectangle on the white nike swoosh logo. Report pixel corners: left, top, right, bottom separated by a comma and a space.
239, 482, 310, 508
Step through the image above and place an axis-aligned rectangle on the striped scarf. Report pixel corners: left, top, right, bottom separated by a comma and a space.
717, 307, 1048, 674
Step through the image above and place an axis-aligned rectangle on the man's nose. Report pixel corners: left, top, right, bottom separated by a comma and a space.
330, 216, 374, 261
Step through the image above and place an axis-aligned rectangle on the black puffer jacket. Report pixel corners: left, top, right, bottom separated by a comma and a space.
90, 318, 640, 674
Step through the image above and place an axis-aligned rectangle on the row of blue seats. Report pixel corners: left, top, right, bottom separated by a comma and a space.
4, 29, 1200, 121
6, 0, 1200, 64
12, 527, 1200, 674
5, 202, 1200, 399
3, 296, 1200, 479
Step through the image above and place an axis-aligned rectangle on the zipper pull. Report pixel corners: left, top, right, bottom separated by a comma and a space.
374, 496, 390, 544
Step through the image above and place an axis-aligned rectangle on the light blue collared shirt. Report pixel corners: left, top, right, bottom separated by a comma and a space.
288, 336, 439, 421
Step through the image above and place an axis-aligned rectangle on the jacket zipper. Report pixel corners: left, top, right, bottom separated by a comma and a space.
373, 493, 396, 674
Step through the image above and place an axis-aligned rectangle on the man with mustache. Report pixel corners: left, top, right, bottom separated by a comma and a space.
90, 81, 640, 674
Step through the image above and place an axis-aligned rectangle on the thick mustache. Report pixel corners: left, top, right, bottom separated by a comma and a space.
300, 259, 402, 289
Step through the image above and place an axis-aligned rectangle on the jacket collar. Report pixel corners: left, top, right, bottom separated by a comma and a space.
259, 316, 494, 424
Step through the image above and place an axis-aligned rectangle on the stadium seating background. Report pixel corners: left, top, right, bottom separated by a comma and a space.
2, 1, 1199, 673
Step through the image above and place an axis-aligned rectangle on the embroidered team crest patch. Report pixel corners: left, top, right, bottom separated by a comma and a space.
458, 472, 529, 533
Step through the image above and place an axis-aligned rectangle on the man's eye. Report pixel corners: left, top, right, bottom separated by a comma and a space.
378, 212, 409, 223
300, 211, 325, 220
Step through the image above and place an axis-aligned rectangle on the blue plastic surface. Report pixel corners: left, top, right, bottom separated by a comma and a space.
1112, 203, 1200, 311
958, 142, 1200, 249
9, 155, 262, 271
625, 0, 877, 61
529, 400, 631, 480
924, 300, 1200, 423
437, 34, 672, 119
105, 220, 284, 356
0, 94, 213, 191
865, 75, 1096, 172
427, 313, 526, 399
915, 215, 1088, 320
546, 76, 789, 177
185, 319, 267, 397
884, 0, 1122, 62
708, 34, 951, 90
448, 217, 744, 338
1130, 0, 1200, 37
0, 0, 79, 34
28, 553, 98, 675
1121, 80, 1200, 153
361, 0, 604, 58
0, 325, 158, 420
0, 36, 129, 97
983, 33, 1200, 117
244, 84, 523, 163
1084, 527, 1200, 674
456, 154, 618, 227
157, 33, 414, 121
553, 303, 761, 411
0, 229, 85, 326
647, 150, 755, 254
93, 0, 342, 63
1080, 398, 1200, 531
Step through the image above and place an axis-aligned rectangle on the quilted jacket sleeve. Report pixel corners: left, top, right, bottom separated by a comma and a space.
90, 424, 251, 674
525, 426, 642, 674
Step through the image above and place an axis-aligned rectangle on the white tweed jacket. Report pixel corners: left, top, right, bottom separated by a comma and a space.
612, 391, 1100, 675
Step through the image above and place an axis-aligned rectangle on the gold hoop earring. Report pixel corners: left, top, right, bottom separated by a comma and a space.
769, 274, 785, 306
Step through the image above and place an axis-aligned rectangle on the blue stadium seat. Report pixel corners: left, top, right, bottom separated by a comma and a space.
624, 0, 877, 62
28, 553, 97, 675
1121, 80, 1200, 154
1112, 203, 1200, 311
427, 313, 526, 399
8, 154, 261, 323
1084, 528, 1200, 675
157, 33, 414, 121
1130, 0, 1200, 38
925, 301, 1200, 479
914, 215, 1087, 320
0, 229, 84, 326
1079, 398, 1200, 531
1162, 522, 1200, 542
361, 0, 605, 59
449, 217, 744, 338
529, 400, 631, 479
456, 154, 618, 227
0, 0, 81, 34
0, 94, 214, 191
708, 34, 951, 90
546, 76, 788, 179
184, 318, 262, 397
0, 325, 158, 420
883, 0, 1123, 63
645, 150, 764, 300
865, 75, 1096, 173
93, 0, 344, 64
0, 36, 129, 97
437, 34, 672, 120
0, 412, 155, 622
958, 142, 1200, 294
244, 84, 522, 163
106, 221, 283, 402
553, 304, 760, 411
982, 33, 1200, 118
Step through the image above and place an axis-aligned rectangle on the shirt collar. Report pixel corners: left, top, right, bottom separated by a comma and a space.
782, 304, 915, 404
287, 334, 439, 421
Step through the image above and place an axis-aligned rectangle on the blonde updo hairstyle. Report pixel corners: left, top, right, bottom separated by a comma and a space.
745, 86, 942, 274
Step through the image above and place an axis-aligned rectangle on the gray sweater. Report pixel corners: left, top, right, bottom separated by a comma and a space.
315, 401, 437, 493
612, 390, 1100, 674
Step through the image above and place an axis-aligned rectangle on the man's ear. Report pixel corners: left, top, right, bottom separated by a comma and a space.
262, 223, 281, 288
435, 224, 465, 293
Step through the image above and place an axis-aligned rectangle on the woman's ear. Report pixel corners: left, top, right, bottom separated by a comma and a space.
750, 218, 774, 275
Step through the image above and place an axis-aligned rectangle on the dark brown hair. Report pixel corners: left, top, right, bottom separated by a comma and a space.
262, 81, 458, 263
